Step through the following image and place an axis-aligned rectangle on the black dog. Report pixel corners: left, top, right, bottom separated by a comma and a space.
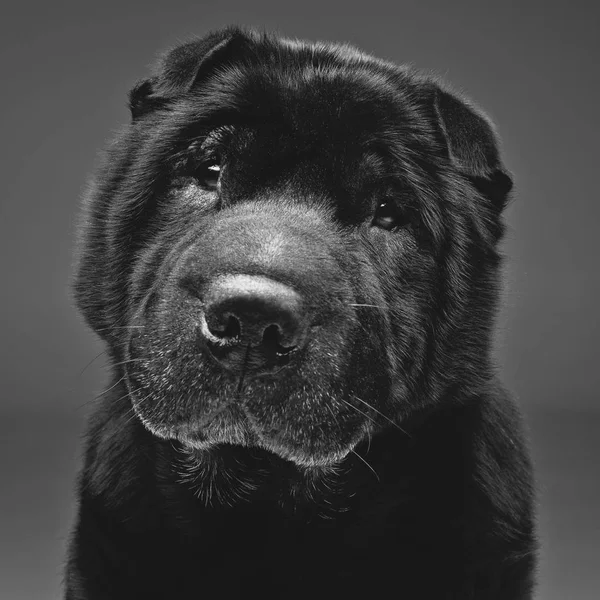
66, 26, 537, 599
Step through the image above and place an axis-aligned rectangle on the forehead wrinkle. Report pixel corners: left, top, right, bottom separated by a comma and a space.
188, 56, 408, 135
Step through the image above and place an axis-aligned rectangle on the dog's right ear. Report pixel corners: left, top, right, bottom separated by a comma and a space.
430, 85, 513, 213
128, 26, 250, 119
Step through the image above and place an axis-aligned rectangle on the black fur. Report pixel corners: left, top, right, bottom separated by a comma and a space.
67, 27, 537, 599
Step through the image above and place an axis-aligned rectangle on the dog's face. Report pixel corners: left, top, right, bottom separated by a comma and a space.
75, 28, 512, 468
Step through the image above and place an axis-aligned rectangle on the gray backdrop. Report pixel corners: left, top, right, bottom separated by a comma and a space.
1, 0, 598, 598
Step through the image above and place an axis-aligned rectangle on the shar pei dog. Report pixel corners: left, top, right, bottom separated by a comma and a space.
66, 26, 537, 599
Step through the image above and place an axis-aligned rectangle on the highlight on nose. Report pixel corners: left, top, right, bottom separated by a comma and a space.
199, 274, 309, 373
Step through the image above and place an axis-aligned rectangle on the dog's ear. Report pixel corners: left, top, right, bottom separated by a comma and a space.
432, 86, 513, 212
128, 26, 249, 119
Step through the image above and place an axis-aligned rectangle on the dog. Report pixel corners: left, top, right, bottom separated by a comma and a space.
66, 26, 537, 599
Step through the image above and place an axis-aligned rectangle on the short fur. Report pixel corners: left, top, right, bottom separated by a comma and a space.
66, 26, 536, 599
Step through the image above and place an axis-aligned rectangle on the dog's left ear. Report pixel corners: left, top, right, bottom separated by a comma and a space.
128, 26, 250, 119
432, 86, 513, 212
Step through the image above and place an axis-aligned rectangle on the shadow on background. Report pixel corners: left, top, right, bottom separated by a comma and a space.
0, 0, 598, 598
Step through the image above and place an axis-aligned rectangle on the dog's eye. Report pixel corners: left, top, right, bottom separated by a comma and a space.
372, 200, 410, 231
195, 162, 221, 191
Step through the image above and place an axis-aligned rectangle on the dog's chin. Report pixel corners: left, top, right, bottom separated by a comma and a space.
133, 404, 359, 469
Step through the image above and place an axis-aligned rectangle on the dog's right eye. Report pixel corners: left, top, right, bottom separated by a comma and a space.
195, 162, 221, 191
372, 199, 411, 231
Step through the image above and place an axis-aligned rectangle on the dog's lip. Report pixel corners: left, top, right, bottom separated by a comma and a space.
195, 403, 241, 428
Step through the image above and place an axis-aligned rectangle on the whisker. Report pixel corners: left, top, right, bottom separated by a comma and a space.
113, 389, 135, 404
351, 395, 411, 438
75, 377, 129, 411
351, 449, 380, 482
94, 375, 126, 401
78, 350, 107, 376
109, 358, 151, 369
325, 399, 341, 428
340, 398, 380, 430
348, 303, 389, 310
124, 401, 146, 427
92, 325, 146, 333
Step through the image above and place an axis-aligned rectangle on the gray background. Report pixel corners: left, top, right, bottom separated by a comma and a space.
1, 0, 598, 598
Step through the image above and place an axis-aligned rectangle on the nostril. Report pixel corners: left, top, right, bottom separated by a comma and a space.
209, 314, 241, 339
201, 312, 241, 346
262, 324, 297, 355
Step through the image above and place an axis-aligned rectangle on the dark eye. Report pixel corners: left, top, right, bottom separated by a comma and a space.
195, 162, 221, 190
372, 200, 411, 231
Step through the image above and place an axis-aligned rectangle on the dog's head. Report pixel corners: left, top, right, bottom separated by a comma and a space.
74, 27, 512, 468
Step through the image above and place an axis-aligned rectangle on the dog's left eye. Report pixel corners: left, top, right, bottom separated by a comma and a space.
372, 200, 410, 231
195, 163, 221, 190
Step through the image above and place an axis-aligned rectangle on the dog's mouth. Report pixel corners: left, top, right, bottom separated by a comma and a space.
131, 387, 366, 468
175, 404, 257, 449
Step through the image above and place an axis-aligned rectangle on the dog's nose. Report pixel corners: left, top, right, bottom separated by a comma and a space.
200, 275, 308, 373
